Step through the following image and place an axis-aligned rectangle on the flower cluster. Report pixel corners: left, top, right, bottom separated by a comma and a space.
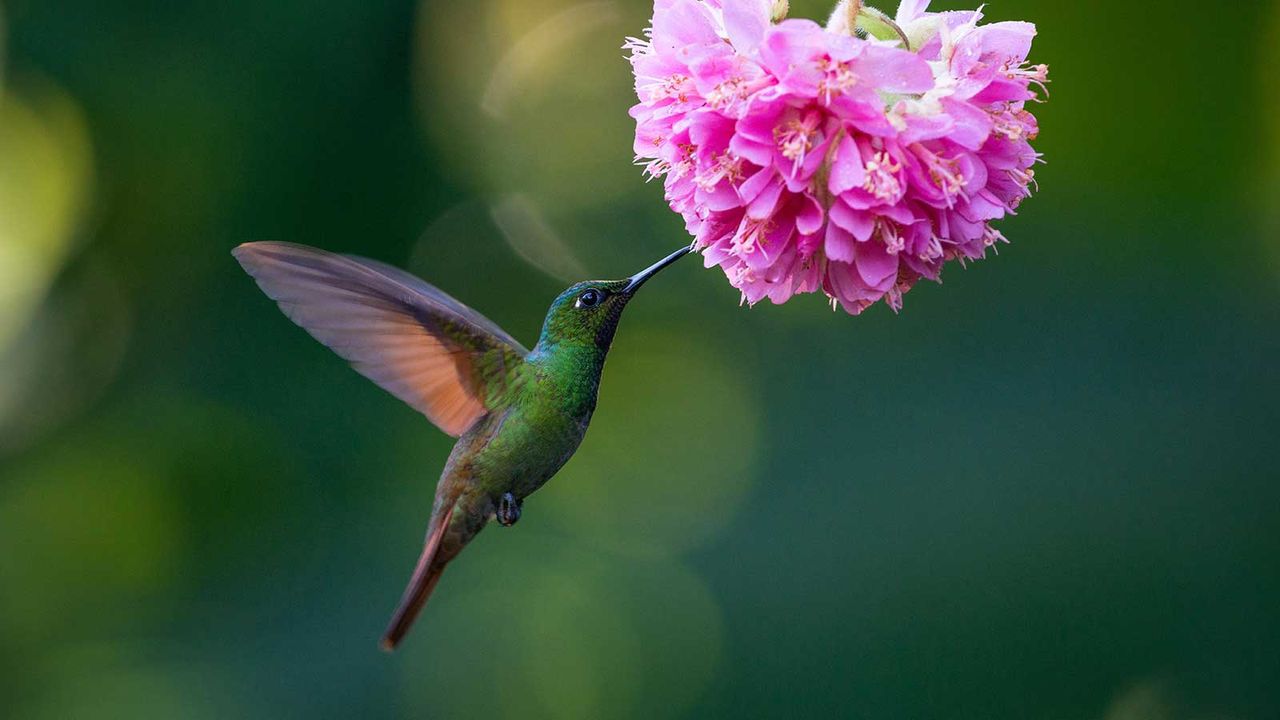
627, 0, 1047, 313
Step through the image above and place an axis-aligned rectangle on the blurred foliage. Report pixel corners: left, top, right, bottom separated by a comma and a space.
540, 327, 762, 558
0, 81, 99, 446
1263, 1, 1280, 277
0, 0, 1278, 718
0, 82, 92, 343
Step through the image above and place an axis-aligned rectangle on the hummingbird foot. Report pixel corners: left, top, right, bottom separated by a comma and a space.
496, 492, 522, 527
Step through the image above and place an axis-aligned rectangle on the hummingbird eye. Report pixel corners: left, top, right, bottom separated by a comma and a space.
575, 288, 605, 309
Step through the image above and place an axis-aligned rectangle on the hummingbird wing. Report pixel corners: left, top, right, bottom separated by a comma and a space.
233, 242, 528, 437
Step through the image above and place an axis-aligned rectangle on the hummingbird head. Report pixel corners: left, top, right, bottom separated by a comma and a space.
535, 245, 691, 352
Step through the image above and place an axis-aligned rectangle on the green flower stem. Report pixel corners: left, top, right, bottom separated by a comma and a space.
827, 0, 912, 51
857, 5, 911, 49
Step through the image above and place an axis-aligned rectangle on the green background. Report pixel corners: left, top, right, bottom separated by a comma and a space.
1, 0, 1277, 717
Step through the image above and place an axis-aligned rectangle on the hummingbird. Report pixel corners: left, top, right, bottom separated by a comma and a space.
232, 241, 690, 650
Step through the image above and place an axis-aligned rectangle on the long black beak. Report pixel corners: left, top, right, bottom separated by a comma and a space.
622, 245, 691, 295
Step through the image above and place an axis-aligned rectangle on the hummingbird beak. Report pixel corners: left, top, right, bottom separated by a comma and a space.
622, 245, 692, 295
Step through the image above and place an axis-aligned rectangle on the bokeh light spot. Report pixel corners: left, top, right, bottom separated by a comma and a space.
402, 534, 722, 720
9, 644, 242, 720
490, 193, 590, 283
0, 444, 181, 643
541, 327, 763, 557
0, 82, 93, 350
414, 0, 639, 214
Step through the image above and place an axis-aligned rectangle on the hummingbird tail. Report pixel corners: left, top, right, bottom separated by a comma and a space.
380, 503, 455, 651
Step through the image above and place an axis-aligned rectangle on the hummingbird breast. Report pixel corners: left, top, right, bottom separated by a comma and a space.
464, 362, 599, 502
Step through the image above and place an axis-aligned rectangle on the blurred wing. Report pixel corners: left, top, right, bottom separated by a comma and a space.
339, 253, 526, 349
233, 242, 528, 437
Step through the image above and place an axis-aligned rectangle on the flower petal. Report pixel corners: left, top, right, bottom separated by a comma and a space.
722, 0, 772, 55
747, 174, 785, 218
825, 222, 856, 263
796, 193, 825, 235
896, 0, 932, 24
855, 239, 899, 287
856, 46, 934, 94
829, 201, 875, 241
828, 134, 866, 195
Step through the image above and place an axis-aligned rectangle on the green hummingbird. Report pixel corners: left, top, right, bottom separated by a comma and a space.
232, 241, 690, 650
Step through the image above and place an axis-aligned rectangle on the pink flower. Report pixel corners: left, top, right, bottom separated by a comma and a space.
627, 0, 1047, 314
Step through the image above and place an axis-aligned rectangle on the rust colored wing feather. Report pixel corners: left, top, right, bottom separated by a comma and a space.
233, 242, 527, 437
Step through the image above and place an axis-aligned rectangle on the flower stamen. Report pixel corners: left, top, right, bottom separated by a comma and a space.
817, 57, 858, 104
695, 152, 745, 191
707, 77, 750, 111
774, 112, 822, 176
862, 150, 903, 201
735, 217, 777, 254
649, 74, 694, 103
912, 144, 966, 206
879, 220, 904, 254
1003, 61, 1050, 98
